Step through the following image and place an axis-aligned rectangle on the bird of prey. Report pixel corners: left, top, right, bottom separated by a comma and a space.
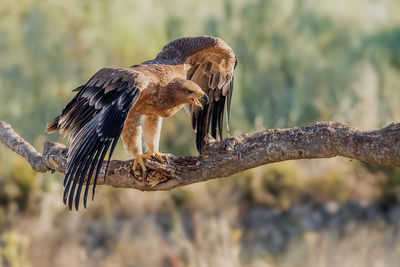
46, 36, 237, 210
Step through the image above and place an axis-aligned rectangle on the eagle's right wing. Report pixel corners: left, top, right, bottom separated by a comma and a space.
47, 68, 149, 210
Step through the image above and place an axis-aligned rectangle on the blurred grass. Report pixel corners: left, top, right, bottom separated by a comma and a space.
0, 0, 400, 266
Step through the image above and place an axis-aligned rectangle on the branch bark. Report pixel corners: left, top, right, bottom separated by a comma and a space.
1, 120, 399, 191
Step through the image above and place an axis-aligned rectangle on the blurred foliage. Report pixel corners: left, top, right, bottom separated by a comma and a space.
0, 0, 399, 217
0, 0, 400, 265
0, 154, 37, 217
363, 162, 400, 206
0, 231, 30, 267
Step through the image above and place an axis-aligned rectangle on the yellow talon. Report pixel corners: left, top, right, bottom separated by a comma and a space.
132, 152, 172, 177
132, 154, 153, 175
151, 152, 171, 163
153, 153, 164, 163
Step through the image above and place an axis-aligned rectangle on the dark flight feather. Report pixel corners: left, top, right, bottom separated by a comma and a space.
190, 73, 235, 153
47, 68, 141, 210
173, 39, 237, 153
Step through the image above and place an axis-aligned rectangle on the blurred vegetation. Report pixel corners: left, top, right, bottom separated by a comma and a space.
0, 0, 400, 266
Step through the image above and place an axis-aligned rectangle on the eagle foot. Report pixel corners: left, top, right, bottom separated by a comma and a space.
150, 152, 172, 163
132, 152, 172, 178
132, 154, 152, 178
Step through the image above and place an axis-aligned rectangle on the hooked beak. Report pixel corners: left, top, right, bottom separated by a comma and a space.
189, 92, 209, 109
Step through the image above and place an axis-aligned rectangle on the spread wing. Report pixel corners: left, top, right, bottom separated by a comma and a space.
157, 36, 237, 153
187, 54, 236, 153
46, 68, 148, 210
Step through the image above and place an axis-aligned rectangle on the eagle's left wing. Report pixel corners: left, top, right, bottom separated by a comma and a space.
47, 68, 149, 210
186, 42, 237, 152
156, 36, 237, 153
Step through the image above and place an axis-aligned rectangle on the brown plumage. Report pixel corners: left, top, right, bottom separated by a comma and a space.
46, 36, 237, 210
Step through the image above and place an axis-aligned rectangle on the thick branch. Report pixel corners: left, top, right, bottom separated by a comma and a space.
1, 120, 399, 191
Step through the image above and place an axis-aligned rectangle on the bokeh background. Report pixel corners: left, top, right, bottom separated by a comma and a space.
1, 0, 400, 266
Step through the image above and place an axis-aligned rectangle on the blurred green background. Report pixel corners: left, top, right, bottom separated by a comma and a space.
1, 0, 400, 266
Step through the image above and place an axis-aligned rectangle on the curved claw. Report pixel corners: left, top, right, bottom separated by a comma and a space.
132, 154, 153, 175
151, 152, 172, 163
132, 152, 172, 177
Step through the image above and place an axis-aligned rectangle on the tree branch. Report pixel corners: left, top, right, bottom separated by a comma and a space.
1, 120, 399, 191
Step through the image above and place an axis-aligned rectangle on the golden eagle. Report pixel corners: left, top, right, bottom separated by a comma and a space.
47, 36, 237, 210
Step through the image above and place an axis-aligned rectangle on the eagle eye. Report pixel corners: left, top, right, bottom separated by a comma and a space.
186, 90, 193, 94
